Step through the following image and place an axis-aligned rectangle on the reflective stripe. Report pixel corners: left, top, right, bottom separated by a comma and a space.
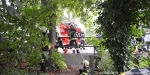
48, 45, 51, 50
41, 59, 44, 63
119, 73, 126, 75
75, 48, 79, 50
86, 70, 89, 72
81, 72, 88, 75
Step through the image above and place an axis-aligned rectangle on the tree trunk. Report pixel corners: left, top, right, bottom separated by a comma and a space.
41, 0, 56, 54
48, 14, 56, 54
0, 34, 3, 43
89, 55, 94, 69
41, 0, 46, 5
95, 57, 101, 69
41, 0, 57, 72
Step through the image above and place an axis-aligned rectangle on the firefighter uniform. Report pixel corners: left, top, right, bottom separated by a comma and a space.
79, 60, 91, 75
55, 30, 68, 53
41, 30, 51, 51
69, 25, 80, 53
80, 31, 85, 50
39, 53, 49, 73
55, 30, 64, 49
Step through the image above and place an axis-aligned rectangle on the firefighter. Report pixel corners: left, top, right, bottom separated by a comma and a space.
80, 31, 86, 50
55, 29, 60, 48
42, 45, 51, 51
55, 29, 67, 53
39, 52, 49, 73
41, 29, 51, 51
79, 60, 91, 75
56, 29, 62, 47
69, 25, 80, 53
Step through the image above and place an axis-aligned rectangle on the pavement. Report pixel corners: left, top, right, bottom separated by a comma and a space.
58, 46, 97, 54
57, 46, 97, 69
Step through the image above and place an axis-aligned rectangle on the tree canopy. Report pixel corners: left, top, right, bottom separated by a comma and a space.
0, 0, 99, 74
1, 0, 150, 74
96, 0, 150, 73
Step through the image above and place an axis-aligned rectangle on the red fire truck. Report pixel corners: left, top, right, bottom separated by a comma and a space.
59, 22, 82, 46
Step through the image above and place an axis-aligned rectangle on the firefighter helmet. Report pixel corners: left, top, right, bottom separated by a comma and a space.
82, 60, 89, 67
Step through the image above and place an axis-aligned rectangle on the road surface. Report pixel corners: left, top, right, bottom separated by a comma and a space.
58, 47, 97, 54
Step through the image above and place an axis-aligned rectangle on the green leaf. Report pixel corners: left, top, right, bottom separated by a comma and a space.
16, 0, 23, 8
9, 7, 15, 16
16, 14, 21, 19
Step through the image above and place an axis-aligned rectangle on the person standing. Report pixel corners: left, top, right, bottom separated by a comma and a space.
39, 52, 49, 73
69, 25, 80, 53
54, 29, 69, 54
80, 31, 86, 50
131, 37, 137, 46
55, 30, 64, 49
142, 34, 145, 44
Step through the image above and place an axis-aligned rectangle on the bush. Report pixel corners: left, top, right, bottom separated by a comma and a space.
49, 50, 67, 71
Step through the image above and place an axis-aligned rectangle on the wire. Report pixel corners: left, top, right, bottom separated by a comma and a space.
79, 52, 84, 61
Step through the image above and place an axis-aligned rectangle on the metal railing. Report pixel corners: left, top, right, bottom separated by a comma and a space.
58, 36, 103, 38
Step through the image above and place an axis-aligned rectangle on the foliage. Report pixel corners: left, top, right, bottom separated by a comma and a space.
98, 50, 115, 72
58, 0, 100, 28
85, 24, 99, 36
130, 51, 150, 68
86, 37, 115, 72
86, 37, 101, 45
86, 37, 105, 55
6, 68, 31, 75
139, 54, 150, 68
96, 0, 150, 73
49, 50, 67, 71
130, 25, 144, 38
0, 0, 54, 74
0, 0, 112, 74
0, 0, 24, 19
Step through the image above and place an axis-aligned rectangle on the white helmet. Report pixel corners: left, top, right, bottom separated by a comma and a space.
82, 60, 89, 67
41, 26, 47, 32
